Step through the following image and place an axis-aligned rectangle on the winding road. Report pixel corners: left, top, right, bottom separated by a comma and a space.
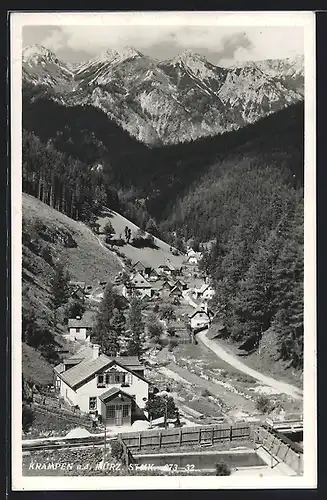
197, 330, 303, 400
183, 284, 303, 401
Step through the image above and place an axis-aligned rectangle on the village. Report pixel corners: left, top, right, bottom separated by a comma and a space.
22, 223, 304, 478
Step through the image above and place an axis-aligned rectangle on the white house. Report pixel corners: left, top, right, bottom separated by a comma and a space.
54, 344, 150, 427
189, 306, 212, 330
194, 284, 215, 301
122, 272, 152, 299
186, 252, 202, 265
67, 311, 95, 341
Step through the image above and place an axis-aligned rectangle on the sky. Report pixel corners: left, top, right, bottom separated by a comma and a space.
22, 25, 304, 66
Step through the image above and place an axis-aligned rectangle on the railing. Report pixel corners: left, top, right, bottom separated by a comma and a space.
119, 422, 251, 452
253, 426, 303, 475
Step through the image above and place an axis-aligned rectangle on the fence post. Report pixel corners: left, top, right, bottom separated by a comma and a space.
159, 431, 162, 449
179, 428, 182, 447
211, 427, 214, 445
229, 425, 233, 442
198, 429, 201, 444
138, 433, 141, 451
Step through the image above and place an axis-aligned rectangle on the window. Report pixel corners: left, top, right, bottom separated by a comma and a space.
106, 405, 115, 419
97, 374, 104, 386
89, 397, 97, 411
75, 328, 80, 333
103, 372, 126, 385
123, 405, 129, 417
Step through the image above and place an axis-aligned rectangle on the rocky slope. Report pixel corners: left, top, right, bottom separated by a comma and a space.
22, 45, 304, 145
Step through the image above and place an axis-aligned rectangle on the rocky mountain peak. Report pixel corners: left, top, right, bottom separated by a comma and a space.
22, 45, 59, 65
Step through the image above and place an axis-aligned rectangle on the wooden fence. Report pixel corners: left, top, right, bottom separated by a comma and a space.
254, 426, 303, 475
118, 422, 251, 452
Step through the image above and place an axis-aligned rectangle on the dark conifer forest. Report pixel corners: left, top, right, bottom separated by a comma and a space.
22, 91, 304, 369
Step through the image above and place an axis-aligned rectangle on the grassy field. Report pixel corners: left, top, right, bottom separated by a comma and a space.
96, 209, 185, 269
22, 343, 55, 386
23, 194, 122, 287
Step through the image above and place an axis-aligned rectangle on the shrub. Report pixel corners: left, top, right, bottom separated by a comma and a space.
110, 440, 124, 462
215, 461, 231, 476
168, 338, 179, 351
201, 389, 211, 398
255, 394, 275, 414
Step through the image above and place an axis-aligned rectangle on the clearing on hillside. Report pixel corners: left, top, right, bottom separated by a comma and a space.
23, 193, 122, 288
97, 208, 185, 269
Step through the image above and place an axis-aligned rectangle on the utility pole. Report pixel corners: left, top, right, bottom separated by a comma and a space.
103, 423, 107, 462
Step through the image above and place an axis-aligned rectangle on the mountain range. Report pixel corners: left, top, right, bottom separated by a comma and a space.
22, 44, 304, 145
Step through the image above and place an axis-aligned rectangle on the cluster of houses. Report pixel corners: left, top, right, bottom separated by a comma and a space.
54, 249, 219, 428
121, 260, 187, 303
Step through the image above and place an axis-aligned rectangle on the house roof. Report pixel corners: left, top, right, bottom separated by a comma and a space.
53, 362, 65, 375
189, 308, 211, 319
169, 285, 183, 295
58, 354, 148, 389
64, 344, 94, 364
68, 310, 95, 329
133, 261, 146, 270
99, 387, 135, 403
151, 280, 165, 290
130, 272, 152, 288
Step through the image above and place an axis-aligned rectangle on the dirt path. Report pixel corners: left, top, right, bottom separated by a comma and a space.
197, 330, 303, 400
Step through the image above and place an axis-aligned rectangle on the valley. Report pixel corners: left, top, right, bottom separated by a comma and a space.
20, 41, 304, 478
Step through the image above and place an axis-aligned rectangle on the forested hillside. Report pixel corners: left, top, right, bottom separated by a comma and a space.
22, 193, 122, 385
22, 95, 304, 371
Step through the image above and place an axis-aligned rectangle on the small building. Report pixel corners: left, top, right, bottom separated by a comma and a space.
189, 307, 212, 330
194, 283, 215, 301
122, 272, 152, 299
68, 311, 95, 341
169, 285, 183, 299
54, 343, 150, 427
132, 261, 153, 277
186, 253, 202, 265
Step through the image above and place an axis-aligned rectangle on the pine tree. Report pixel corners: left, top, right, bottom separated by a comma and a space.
145, 217, 158, 237
49, 262, 70, 309
125, 295, 144, 357
110, 308, 126, 353
92, 283, 118, 356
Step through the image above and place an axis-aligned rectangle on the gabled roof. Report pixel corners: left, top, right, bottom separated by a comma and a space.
133, 261, 146, 270
99, 387, 135, 403
58, 354, 149, 390
169, 285, 183, 295
189, 308, 211, 319
130, 272, 151, 288
64, 344, 94, 364
68, 310, 95, 329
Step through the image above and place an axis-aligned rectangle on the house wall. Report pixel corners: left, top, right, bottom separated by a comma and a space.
190, 313, 210, 329
63, 364, 149, 416
202, 289, 215, 300
68, 327, 90, 341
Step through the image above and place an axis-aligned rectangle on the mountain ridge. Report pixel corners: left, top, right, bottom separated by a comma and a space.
22, 44, 304, 145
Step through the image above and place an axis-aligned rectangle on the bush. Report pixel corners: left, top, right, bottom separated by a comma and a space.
201, 389, 211, 398
255, 394, 275, 414
215, 461, 231, 476
22, 403, 35, 432
168, 338, 179, 351
110, 440, 124, 462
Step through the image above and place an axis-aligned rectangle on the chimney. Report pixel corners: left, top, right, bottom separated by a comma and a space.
92, 343, 100, 359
